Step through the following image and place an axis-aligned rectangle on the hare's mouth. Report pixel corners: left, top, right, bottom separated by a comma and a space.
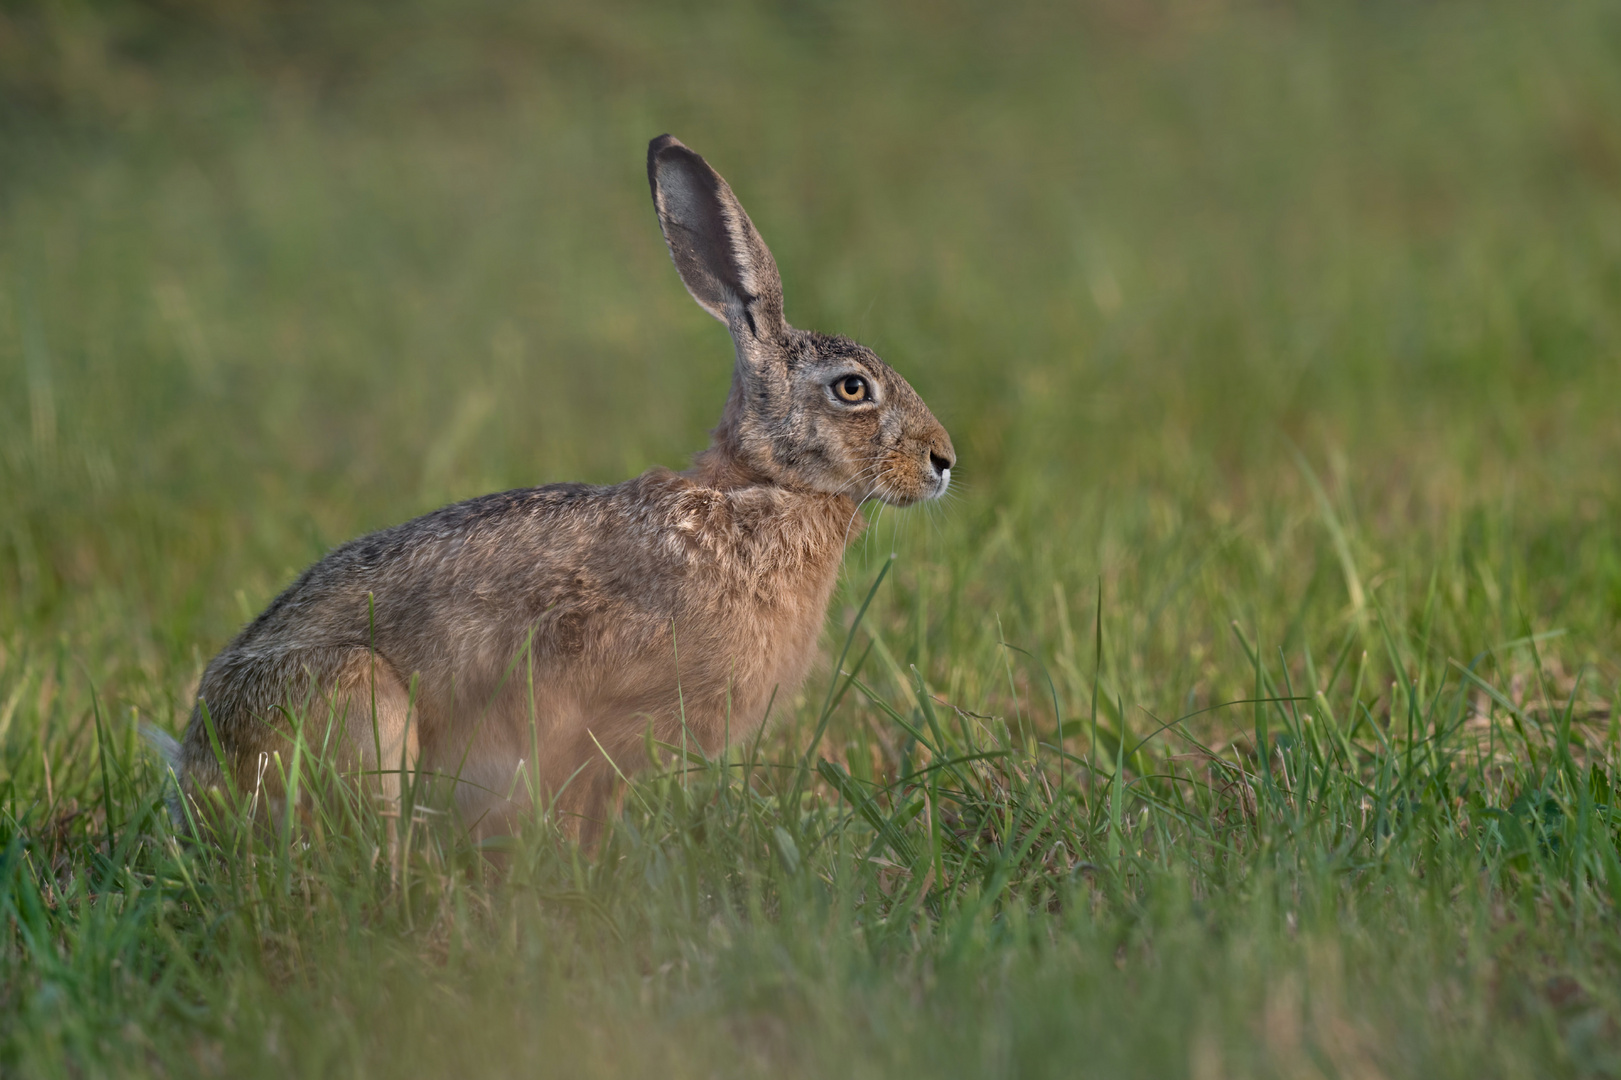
866, 456, 952, 507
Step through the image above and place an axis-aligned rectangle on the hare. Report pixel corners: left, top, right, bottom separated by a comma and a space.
166, 135, 955, 840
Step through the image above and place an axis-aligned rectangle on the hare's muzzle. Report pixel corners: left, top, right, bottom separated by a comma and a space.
929, 450, 954, 495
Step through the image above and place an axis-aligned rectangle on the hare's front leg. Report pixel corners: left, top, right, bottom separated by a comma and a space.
432, 700, 645, 847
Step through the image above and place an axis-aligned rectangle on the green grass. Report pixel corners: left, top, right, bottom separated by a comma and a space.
3, 0, 1621, 1075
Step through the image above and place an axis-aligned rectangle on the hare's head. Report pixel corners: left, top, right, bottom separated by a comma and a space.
649, 135, 955, 507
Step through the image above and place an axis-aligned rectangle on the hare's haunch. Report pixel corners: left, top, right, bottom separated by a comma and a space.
172, 136, 955, 839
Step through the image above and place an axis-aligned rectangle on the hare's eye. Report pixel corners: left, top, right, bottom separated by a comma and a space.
833, 375, 870, 403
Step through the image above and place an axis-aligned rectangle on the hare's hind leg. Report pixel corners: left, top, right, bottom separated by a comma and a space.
293, 649, 421, 873
180, 647, 419, 832
317, 649, 421, 821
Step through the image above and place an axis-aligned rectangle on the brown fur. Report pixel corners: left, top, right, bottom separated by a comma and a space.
175, 136, 955, 839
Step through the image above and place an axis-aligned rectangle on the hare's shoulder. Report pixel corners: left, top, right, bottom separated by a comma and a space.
615, 469, 858, 573
626, 468, 852, 528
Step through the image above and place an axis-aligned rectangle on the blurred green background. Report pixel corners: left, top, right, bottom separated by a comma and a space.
3, 3, 1621, 1073
6, 2, 1620, 689
5, 2, 1620, 702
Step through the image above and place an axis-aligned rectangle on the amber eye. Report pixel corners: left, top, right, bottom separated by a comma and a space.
833, 375, 870, 403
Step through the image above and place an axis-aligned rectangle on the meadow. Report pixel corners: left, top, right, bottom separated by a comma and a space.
2, 0, 1621, 1074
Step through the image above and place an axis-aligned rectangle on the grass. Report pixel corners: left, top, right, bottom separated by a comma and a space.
3, 0, 1621, 1075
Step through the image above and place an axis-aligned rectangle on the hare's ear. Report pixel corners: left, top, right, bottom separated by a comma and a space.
648, 135, 785, 342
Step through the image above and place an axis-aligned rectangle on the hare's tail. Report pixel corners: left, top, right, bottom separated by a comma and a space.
140, 723, 186, 828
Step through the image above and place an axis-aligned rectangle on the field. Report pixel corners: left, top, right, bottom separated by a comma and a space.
3, 0, 1621, 1075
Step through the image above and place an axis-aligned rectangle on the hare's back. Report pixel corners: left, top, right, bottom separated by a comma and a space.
215, 468, 829, 682
224, 482, 624, 652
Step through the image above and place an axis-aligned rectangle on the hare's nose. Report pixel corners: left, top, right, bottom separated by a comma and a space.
929, 450, 954, 477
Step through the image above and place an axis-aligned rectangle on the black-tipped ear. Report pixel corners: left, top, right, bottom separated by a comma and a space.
647, 135, 784, 339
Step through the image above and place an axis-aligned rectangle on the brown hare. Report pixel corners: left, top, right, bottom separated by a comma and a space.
162, 135, 955, 840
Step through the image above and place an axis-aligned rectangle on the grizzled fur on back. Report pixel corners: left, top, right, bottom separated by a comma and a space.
172, 135, 955, 840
